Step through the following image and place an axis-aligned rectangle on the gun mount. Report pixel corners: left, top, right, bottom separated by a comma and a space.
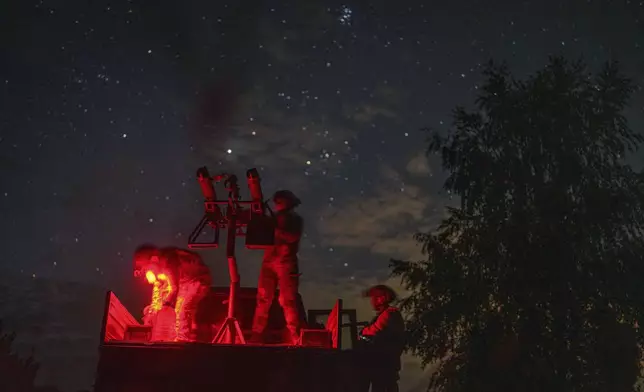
189, 166, 274, 250
189, 167, 277, 345
93, 166, 368, 392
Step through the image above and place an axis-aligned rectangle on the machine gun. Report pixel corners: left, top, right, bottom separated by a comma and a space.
188, 167, 275, 344
189, 166, 274, 249
93, 166, 369, 392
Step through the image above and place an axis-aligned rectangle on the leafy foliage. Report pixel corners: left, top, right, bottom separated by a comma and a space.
0, 320, 40, 391
392, 57, 644, 391
0, 320, 66, 392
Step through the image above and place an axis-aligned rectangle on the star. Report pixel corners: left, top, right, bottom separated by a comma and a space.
1, 2, 642, 391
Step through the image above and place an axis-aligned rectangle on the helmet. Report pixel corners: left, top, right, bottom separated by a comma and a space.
273, 190, 301, 207
363, 284, 397, 304
133, 243, 160, 277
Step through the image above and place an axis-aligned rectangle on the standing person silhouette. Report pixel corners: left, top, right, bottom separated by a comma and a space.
250, 190, 304, 345
359, 285, 406, 392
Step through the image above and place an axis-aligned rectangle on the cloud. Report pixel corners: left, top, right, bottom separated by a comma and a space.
317, 164, 440, 260
344, 83, 407, 125
406, 152, 432, 176
256, 4, 349, 67
374, 83, 406, 106
258, 19, 300, 64
194, 82, 359, 193
223, 121, 354, 190
348, 103, 398, 124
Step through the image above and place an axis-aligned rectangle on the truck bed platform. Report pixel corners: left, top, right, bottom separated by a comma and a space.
96, 340, 363, 392
94, 290, 366, 392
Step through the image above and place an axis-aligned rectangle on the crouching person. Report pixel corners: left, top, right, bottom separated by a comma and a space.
134, 244, 211, 342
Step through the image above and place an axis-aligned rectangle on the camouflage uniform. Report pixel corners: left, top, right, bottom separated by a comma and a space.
160, 247, 212, 342
251, 209, 303, 344
360, 306, 405, 392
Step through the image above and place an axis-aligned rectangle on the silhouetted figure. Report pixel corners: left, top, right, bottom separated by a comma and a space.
359, 285, 405, 392
134, 245, 212, 342
250, 190, 304, 345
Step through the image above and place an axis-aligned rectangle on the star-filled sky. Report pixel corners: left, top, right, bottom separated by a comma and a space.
1, 1, 643, 390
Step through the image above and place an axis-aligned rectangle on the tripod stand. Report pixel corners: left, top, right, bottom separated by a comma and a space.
189, 167, 272, 345
212, 212, 246, 344
211, 176, 246, 344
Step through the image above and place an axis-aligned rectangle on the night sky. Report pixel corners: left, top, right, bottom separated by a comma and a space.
1, 1, 644, 390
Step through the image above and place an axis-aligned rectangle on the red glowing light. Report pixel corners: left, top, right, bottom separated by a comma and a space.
145, 270, 157, 284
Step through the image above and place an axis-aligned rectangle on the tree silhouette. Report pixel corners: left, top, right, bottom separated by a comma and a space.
391, 57, 644, 392
0, 320, 40, 391
0, 320, 66, 392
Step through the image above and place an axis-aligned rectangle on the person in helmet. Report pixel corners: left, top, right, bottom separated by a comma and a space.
134, 244, 212, 342
359, 284, 406, 392
250, 190, 304, 345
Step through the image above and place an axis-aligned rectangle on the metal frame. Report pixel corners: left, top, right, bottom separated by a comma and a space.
188, 167, 270, 345
98, 290, 113, 345
307, 307, 359, 349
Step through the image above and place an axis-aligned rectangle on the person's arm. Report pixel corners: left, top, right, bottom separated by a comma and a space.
163, 275, 178, 306
275, 214, 302, 243
361, 309, 393, 337
160, 253, 180, 306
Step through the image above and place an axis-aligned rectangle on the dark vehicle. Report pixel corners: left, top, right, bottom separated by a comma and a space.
94, 287, 365, 392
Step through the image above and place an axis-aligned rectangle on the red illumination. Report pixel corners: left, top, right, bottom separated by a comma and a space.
142, 267, 175, 330
145, 270, 157, 284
